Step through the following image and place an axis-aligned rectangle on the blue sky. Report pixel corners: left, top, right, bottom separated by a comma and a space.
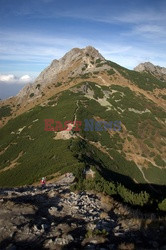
0, 0, 166, 98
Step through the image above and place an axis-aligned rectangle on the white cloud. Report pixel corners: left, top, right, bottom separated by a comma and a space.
0, 74, 33, 85
0, 31, 88, 64
0, 26, 166, 76
131, 24, 166, 40
26, 7, 166, 26
0, 74, 16, 82
114, 11, 166, 24
135, 25, 163, 33
19, 75, 32, 83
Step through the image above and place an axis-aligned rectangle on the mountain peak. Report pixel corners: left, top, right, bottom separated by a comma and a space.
15, 46, 108, 102
32, 46, 106, 87
61, 45, 104, 62
83, 45, 104, 58
134, 62, 166, 81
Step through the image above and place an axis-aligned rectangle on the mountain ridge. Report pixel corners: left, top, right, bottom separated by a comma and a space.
17, 46, 106, 100
0, 46, 166, 128
134, 61, 166, 81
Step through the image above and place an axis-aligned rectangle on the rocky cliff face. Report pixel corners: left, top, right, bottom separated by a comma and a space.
16, 46, 108, 102
134, 62, 166, 81
35, 46, 105, 84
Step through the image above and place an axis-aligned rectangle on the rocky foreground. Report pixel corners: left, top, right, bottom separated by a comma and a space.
0, 174, 166, 250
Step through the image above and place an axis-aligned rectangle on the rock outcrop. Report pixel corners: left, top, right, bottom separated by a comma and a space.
134, 62, 166, 81
16, 46, 109, 102
0, 174, 165, 249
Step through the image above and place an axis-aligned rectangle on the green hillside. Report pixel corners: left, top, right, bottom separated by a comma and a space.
106, 60, 166, 91
0, 80, 165, 210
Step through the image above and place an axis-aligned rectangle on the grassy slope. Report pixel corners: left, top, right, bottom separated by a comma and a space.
73, 82, 166, 185
0, 92, 81, 186
0, 81, 165, 188
106, 60, 166, 91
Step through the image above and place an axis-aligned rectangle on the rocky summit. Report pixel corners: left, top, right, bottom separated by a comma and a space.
16, 46, 108, 104
134, 62, 166, 81
0, 174, 166, 250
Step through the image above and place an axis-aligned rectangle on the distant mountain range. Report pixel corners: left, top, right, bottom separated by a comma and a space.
0, 46, 166, 210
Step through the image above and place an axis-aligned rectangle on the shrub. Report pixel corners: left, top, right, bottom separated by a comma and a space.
154, 155, 165, 167
56, 82, 62, 87
144, 139, 154, 148
30, 93, 34, 98
86, 229, 108, 238
117, 184, 150, 206
0, 105, 11, 119
36, 84, 41, 89
81, 73, 91, 79
107, 69, 115, 75
158, 199, 166, 211
93, 71, 99, 75
96, 58, 101, 64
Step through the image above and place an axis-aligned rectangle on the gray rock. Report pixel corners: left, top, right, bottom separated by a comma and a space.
16, 46, 108, 102
45, 239, 53, 246
48, 206, 58, 215
134, 62, 166, 81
